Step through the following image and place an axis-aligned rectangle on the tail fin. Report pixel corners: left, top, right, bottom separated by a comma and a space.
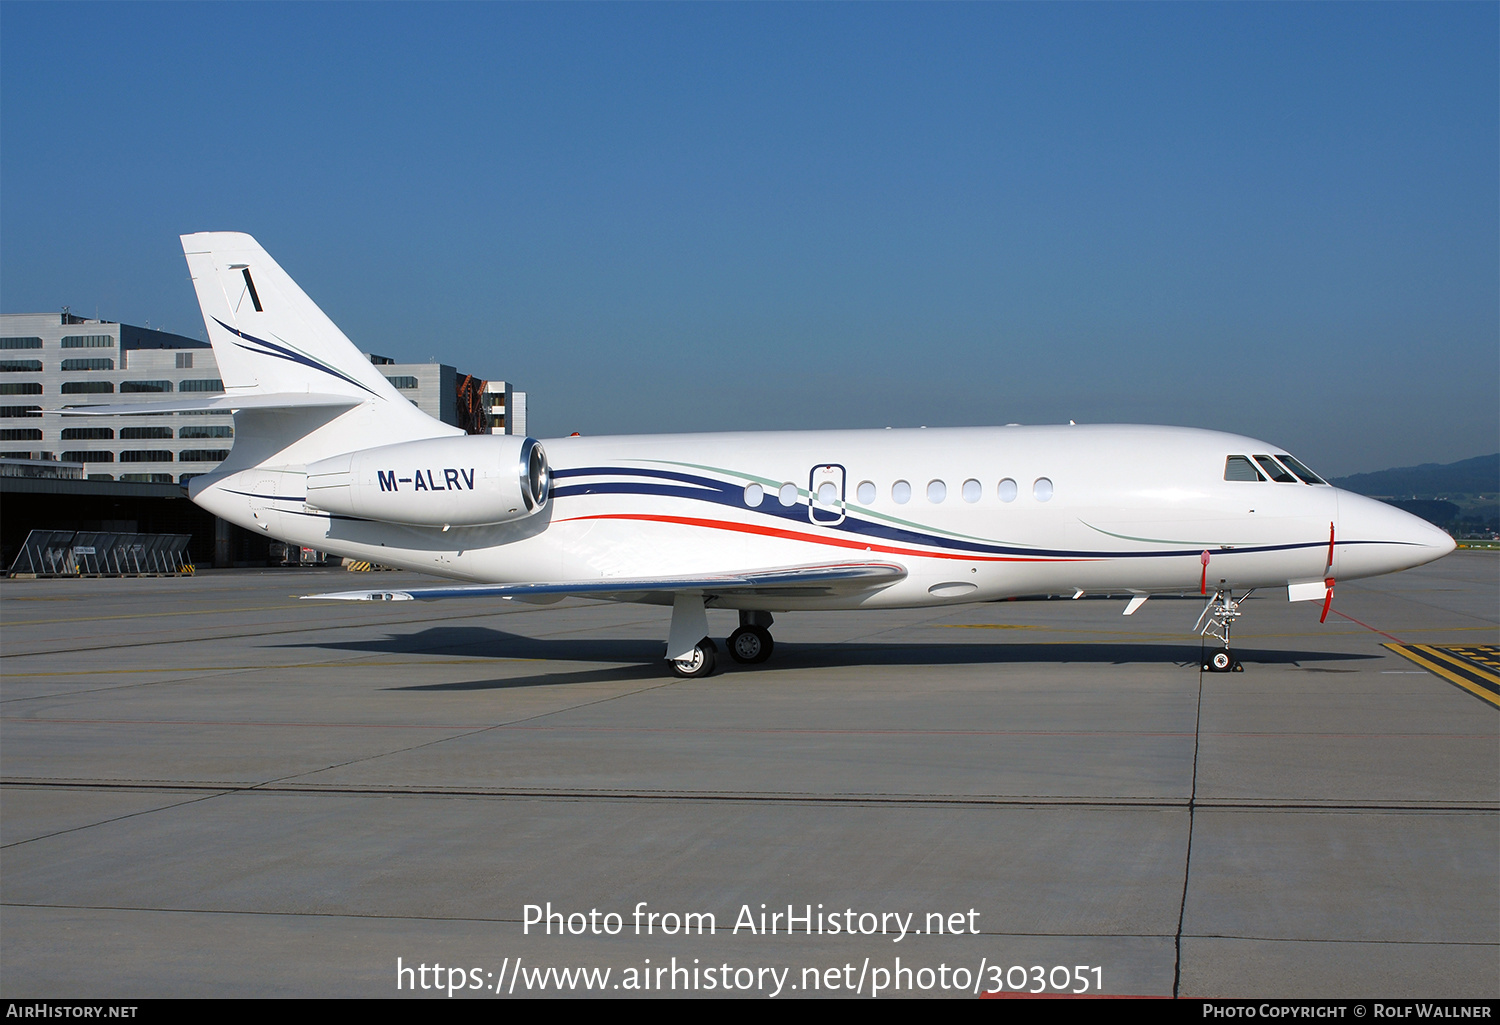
179, 232, 457, 468
182, 232, 408, 399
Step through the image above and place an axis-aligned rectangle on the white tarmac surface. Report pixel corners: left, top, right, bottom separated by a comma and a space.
1, 553, 1496, 998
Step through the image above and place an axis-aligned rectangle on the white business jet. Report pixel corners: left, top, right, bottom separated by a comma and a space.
69, 233, 1455, 677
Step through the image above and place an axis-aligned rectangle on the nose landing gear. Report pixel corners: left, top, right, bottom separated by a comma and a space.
1197, 588, 1249, 673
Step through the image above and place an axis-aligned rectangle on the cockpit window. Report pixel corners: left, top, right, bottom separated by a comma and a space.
1224, 455, 1264, 482
1253, 455, 1299, 483
1276, 454, 1327, 485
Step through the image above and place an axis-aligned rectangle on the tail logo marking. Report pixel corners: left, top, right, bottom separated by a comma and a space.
211, 317, 379, 396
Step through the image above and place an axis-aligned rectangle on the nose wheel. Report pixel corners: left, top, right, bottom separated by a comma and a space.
1203, 648, 1242, 673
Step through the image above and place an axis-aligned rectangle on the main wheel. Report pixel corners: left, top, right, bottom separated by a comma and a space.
727, 625, 774, 664
670, 637, 717, 678
1209, 649, 1233, 672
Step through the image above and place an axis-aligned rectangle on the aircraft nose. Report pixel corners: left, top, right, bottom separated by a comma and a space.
1336, 490, 1457, 579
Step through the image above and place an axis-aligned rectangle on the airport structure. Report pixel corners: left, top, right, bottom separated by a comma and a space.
0, 310, 528, 569
1, 312, 527, 482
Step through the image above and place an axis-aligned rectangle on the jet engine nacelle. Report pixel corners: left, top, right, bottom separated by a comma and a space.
304, 435, 550, 527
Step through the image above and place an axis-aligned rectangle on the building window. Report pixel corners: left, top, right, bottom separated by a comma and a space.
176, 353, 194, 369
62, 427, 114, 440
0, 360, 43, 372
61, 450, 115, 463
178, 449, 229, 462
179, 425, 232, 439
0, 337, 43, 349
0, 382, 42, 395
120, 426, 173, 439
0, 406, 43, 418
121, 381, 173, 393
119, 450, 174, 462
62, 358, 114, 371
0, 428, 43, 441
384, 376, 419, 390
61, 381, 114, 394
60, 335, 115, 348
178, 379, 224, 392
120, 473, 174, 483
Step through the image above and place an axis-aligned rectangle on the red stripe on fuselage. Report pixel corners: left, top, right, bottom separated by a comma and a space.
554, 513, 1095, 563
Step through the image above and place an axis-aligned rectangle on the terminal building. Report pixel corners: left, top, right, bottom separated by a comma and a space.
1, 311, 529, 568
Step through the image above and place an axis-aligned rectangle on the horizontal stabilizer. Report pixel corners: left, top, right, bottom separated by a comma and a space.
303, 561, 908, 603
58, 393, 364, 417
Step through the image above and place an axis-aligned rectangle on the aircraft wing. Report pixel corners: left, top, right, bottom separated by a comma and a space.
303, 561, 907, 603
59, 393, 364, 416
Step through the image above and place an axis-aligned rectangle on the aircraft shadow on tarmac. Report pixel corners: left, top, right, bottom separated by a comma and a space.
280, 627, 1381, 691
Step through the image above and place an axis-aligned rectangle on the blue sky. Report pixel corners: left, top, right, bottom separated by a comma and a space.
2, 2, 1495, 475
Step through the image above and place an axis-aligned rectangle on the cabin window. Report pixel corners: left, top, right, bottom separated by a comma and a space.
962, 479, 982, 503
1033, 477, 1054, 502
777, 482, 797, 507
817, 481, 838, 505
856, 480, 876, 504
892, 480, 911, 504
743, 483, 763, 507
927, 480, 946, 503
998, 478, 1017, 503
1254, 455, 1298, 483
1224, 455, 1264, 482
1276, 454, 1326, 485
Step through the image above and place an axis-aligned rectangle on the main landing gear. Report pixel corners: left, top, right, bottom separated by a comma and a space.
1196, 588, 1249, 673
670, 637, 718, 679
727, 611, 774, 665
666, 600, 775, 677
